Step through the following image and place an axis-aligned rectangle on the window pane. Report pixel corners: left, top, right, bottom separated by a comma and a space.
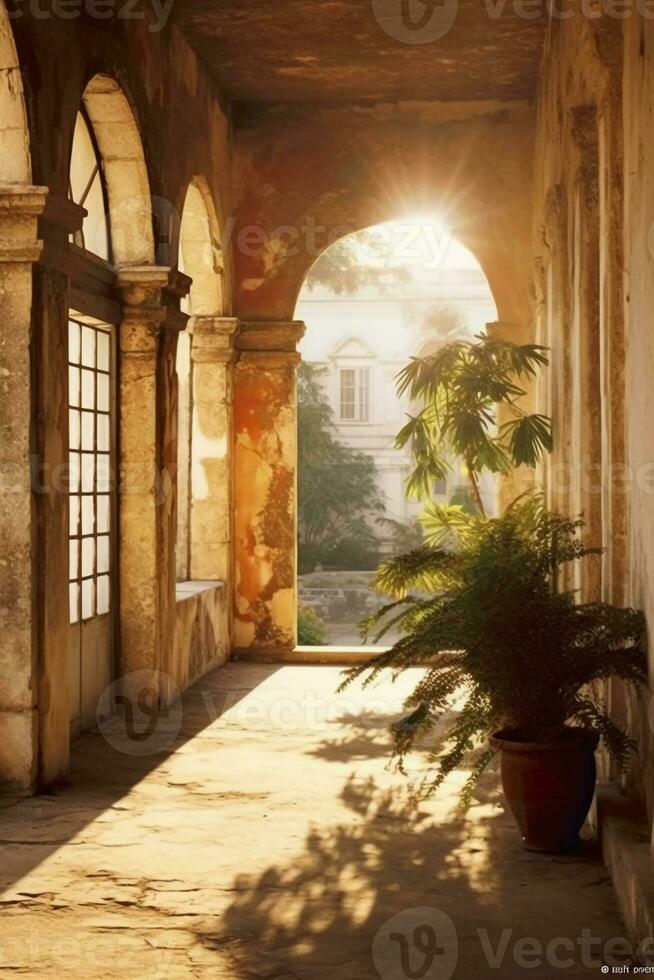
97, 413, 110, 452
69, 495, 80, 536
68, 453, 81, 494
81, 411, 94, 451
82, 496, 94, 536
82, 579, 95, 620
82, 537, 95, 578
97, 373, 109, 412
69, 321, 81, 364
97, 495, 110, 534
69, 367, 80, 408
97, 535, 110, 574
97, 575, 110, 615
69, 410, 81, 451
358, 369, 370, 422
81, 369, 95, 410
81, 454, 95, 493
96, 454, 111, 493
340, 369, 356, 420
69, 583, 80, 625
69, 540, 79, 580
81, 326, 95, 368
97, 331, 110, 372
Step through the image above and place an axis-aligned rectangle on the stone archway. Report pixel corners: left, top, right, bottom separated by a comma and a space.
229, 103, 538, 654
81, 74, 154, 267
176, 177, 235, 585
171, 178, 235, 689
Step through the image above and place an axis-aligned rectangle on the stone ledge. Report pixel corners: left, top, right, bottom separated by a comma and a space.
596, 784, 654, 957
176, 580, 225, 603
232, 645, 388, 665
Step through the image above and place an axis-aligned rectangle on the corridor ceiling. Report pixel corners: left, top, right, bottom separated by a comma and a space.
172, 0, 548, 105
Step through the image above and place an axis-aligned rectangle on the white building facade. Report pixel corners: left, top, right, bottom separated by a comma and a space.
296, 253, 499, 528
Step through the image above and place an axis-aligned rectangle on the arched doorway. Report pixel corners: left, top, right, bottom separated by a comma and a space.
295, 216, 498, 646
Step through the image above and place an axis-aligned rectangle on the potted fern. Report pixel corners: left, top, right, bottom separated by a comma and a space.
340, 500, 646, 852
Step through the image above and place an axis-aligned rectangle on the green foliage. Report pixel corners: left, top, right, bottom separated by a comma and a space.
298, 362, 385, 573
377, 516, 425, 554
340, 498, 646, 804
306, 230, 412, 295
298, 605, 328, 646
396, 333, 553, 513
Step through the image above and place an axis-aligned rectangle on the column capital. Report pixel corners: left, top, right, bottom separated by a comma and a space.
191, 316, 240, 364
117, 266, 171, 352
116, 265, 170, 306
236, 320, 305, 352
0, 184, 48, 264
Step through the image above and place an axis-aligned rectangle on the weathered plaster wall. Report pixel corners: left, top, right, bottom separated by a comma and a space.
170, 583, 229, 699
231, 100, 536, 332
233, 322, 304, 653
623, 14, 654, 825
532, 13, 654, 821
532, 15, 624, 605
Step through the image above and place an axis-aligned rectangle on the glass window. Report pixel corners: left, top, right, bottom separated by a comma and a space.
339, 368, 370, 422
67, 319, 115, 623
68, 111, 110, 261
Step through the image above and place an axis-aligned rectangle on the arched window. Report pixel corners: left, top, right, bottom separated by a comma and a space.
69, 109, 110, 260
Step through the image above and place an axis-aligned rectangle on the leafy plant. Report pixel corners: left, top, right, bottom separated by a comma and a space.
298, 605, 328, 646
306, 228, 412, 295
340, 499, 646, 805
396, 333, 553, 515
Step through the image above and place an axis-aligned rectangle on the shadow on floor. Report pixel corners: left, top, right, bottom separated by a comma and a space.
0, 663, 281, 892
196, 771, 628, 979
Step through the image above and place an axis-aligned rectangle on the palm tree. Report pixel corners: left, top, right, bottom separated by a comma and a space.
396, 333, 553, 517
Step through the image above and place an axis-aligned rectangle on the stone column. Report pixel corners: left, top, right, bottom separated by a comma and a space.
189, 316, 239, 585
233, 321, 305, 654
116, 267, 170, 697
0, 184, 47, 789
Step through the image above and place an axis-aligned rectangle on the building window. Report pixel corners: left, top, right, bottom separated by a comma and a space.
68, 110, 110, 261
68, 318, 115, 625
339, 367, 370, 421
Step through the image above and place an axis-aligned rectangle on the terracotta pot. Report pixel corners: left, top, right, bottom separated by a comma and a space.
490, 728, 599, 853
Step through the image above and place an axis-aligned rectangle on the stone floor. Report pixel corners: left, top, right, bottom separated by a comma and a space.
0, 663, 634, 978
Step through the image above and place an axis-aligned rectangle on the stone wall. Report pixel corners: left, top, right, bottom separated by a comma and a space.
169, 583, 230, 702
623, 12, 654, 827
531, 13, 654, 824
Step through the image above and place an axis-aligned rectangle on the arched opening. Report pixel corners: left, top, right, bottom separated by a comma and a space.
294, 215, 498, 647
66, 75, 153, 736
176, 178, 225, 583
79, 75, 154, 266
